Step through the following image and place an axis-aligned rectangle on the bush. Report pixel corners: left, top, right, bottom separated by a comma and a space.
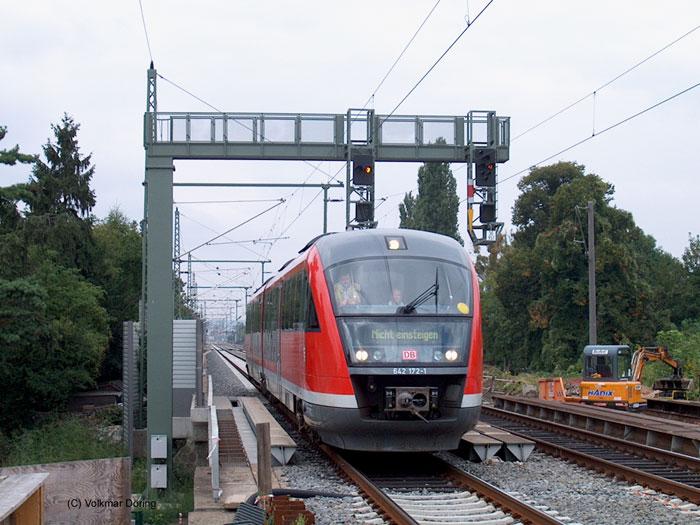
1, 414, 124, 466
652, 321, 700, 399
0, 263, 109, 430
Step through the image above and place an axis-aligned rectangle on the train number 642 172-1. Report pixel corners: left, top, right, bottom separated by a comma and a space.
392, 367, 427, 375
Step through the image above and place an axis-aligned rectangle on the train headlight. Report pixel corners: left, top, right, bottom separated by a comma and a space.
445, 349, 459, 361
433, 350, 443, 362
372, 350, 384, 361
355, 349, 369, 362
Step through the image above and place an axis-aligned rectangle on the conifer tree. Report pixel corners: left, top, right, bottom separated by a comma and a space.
398, 139, 463, 245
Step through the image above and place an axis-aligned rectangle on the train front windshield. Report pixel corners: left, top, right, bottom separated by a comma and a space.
329, 257, 472, 367
328, 257, 472, 315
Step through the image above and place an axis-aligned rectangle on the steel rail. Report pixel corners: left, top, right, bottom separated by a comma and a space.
482, 406, 700, 472
319, 444, 419, 525
482, 407, 700, 504
440, 460, 562, 525
643, 408, 700, 424
647, 398, 700, 420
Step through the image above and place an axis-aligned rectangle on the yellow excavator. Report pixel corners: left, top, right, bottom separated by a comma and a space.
540, 345, 688, 410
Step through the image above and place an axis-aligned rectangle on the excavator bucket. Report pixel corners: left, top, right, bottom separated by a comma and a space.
653, 377, 691, 399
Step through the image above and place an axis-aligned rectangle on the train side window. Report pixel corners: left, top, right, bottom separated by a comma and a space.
307, 292, 320, 331
291, 273, 302, 330
281, 279, 290, 330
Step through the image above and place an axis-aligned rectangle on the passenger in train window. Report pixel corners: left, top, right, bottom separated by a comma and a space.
388, 288, 403, 306
335, 273, 361, 306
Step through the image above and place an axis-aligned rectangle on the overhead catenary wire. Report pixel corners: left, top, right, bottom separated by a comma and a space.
497, 80, 700, 187
174, 198, 285, 204
179, 211, 271, 260
361, 0, 443, 109
137, 0, 154, 64
380, 0, 496, 126
511, 23, 700, 142
178, 200, 285, 259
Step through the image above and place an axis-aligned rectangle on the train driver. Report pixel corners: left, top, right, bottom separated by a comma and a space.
335, 273, 361, 306
388, 288, 403, 306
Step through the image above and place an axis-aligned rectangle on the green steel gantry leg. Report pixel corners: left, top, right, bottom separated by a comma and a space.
145, 155, 174, 484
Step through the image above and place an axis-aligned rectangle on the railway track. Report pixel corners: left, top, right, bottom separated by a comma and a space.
481, 405, 700, 505
212, 345, 562, 524
323, 446, 563, 525
645, 398, 700, 424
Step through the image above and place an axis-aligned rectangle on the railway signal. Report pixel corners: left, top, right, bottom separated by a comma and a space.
351, 149, 376, 228
352, 152, 374, 186
475, 150, 496, 187
479, 201, 496, 223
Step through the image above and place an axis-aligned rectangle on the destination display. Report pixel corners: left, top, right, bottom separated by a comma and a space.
338, 318, 470, 366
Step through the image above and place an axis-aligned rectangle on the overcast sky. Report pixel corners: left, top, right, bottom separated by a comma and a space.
2, 1, 699, 315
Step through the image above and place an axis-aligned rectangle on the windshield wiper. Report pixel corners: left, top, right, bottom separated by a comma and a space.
399, 268, 439, 314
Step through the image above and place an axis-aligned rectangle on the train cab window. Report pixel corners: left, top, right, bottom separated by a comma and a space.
327, 257, 471, 316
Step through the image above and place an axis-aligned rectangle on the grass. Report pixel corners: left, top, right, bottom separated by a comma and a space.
1, 409, 125, 466
131, 453, 194, 525
0, 408, 195, 525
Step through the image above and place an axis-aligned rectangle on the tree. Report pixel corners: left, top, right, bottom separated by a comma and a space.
25, 115, 95, 217
0, 126, 35, 276
0, 126, 35, 166
651, 321, 700, 397
0, 278, 52, 428
398, 142, 463, 245
93, 209, 143, 379
481, 161, 684, 372
22, 115, 99, 278
398, 191, 417, 230
681, 234, 700, 321
0, 265, 108, 429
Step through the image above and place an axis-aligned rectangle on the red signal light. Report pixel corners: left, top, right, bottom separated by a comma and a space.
487, 163, 495, 171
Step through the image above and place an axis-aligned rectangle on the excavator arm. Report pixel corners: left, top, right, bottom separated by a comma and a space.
631, 346, 683, 382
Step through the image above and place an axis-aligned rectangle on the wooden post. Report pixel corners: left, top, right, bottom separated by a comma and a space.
256, 422, 272, 496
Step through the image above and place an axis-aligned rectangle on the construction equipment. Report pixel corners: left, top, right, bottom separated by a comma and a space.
540, 345, 688, 409
631, 346, 689, 399
580, 345, 644, 408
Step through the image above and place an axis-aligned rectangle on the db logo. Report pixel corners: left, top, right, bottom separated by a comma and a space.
402, 349, 417, 361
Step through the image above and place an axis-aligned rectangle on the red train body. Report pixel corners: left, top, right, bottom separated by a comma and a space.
245, 229, 482, 451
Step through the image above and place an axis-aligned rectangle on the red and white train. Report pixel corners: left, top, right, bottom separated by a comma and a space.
245, 228, 482, 451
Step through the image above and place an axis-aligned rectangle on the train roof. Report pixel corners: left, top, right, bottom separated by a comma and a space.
252, 229, 471, 296
311, 228, 471, 268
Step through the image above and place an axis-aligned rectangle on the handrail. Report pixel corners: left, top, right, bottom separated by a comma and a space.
206, 375, 221, 501
148, 110, 510, 150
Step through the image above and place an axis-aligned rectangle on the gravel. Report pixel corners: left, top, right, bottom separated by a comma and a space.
440, 451, 700, 525
207, 350, 258, 398
208, 349, 380, 524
